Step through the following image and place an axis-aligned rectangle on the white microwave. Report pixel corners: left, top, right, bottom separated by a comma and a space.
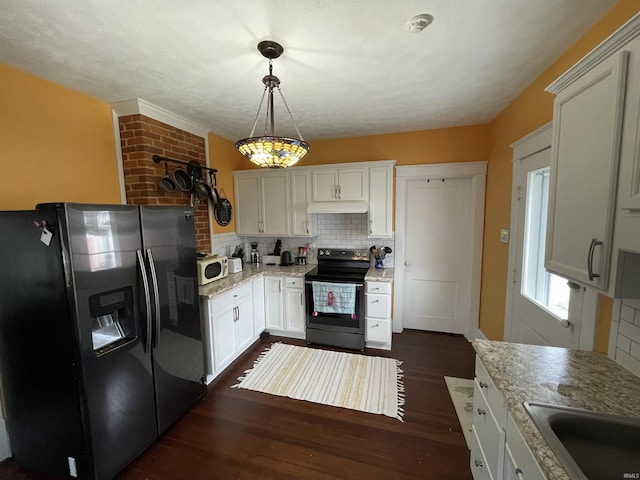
197, 256, 228, 285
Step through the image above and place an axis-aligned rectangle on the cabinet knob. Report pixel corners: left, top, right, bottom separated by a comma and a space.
477, 408, 486, 416
479, 381, 488, 389
372, 300, 379, 303
515, 468, 524, 478
474, 460, 483, 468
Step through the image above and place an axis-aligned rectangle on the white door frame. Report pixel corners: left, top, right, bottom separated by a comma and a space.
505, 122, 598, 349
394, 162, 487, 339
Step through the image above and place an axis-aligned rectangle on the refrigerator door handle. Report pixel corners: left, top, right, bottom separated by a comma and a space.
137, 249, 153, 353
146, 248, 161, 349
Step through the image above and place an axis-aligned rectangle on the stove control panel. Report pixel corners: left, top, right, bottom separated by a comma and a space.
317, 249, 369, 260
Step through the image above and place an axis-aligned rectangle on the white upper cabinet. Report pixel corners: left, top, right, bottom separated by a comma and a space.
290, 170, 317, 237
233, 160, 395, 238
312, 167, 368, 201
261, 173, 290, 235
616, 22, 640, 211
234, 174, 261, 235
368, 165, 393, 238
545, 44, 630, 289
234, 171, 290, 236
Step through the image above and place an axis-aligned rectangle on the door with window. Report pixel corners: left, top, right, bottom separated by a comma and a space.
508, 145, 580, 348
507, 125, 599, 349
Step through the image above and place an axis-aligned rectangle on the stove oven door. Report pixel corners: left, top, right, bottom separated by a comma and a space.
304, 280, 365, 350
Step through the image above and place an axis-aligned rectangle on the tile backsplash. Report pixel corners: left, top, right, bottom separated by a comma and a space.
610, 298, 640, 377
209, 213, 394, 268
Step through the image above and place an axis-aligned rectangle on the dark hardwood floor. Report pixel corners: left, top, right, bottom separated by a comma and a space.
0, 330, 476, 479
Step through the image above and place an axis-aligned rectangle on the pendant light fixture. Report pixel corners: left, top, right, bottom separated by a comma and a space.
235, 40, 310, 168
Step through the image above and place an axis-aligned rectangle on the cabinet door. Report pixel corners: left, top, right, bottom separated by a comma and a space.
261, 173, 290, 235
338, 168, 368, 201
368, 166, 393, 238
504, 414, 546, 480
211, 300, 236, 372
252, 276, 265, 337
312, 170, 339, 201
235, 294, 254, 353
366, 318, 391, 343
264, 276, 284, 330
366, 293, 391, 319
546, 51, 629, 289
291, 171, 316, 236
284, 287, 305, 334
234, 175, 261, 235
202, 299, 215, 380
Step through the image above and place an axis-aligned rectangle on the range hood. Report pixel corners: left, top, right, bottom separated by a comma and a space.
307, 201, 369, 214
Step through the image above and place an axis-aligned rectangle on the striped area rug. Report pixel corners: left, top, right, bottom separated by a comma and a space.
232, 342, 405, 421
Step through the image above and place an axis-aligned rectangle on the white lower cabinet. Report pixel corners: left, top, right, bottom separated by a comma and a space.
365, 281, 392, 349
473, 377, 505, 480
203, 282, 256, 383
252, 276, 265, 337
264, 275, 306, 339
264, 276, 284, 331
503, 414, 545, 480
284, 277, 305, 335
469, 426, 493, 480
471, 356, 544, 480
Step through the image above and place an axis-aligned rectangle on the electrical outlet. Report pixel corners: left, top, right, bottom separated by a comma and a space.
500, 229, 510, 243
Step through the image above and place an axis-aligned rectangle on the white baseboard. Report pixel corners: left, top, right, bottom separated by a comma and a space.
465, 328, 487, 342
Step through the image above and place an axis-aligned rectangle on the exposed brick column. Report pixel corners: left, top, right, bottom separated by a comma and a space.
118, 114, 210, 252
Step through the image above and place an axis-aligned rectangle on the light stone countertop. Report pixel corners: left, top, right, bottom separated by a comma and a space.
199, 264, 315, 299
199, 265, 392, 299
473, 339, 640, 479
364, 267, 394, 282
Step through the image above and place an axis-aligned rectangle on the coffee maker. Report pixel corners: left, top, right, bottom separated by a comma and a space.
250, 242, 260, 264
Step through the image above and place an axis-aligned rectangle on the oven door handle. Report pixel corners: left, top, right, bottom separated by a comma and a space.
304, 280, 364, 287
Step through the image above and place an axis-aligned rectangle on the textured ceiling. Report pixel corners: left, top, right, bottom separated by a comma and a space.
0, 0, 619, 141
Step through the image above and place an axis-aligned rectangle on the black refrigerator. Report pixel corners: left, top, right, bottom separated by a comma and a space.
0, 203, 205, 480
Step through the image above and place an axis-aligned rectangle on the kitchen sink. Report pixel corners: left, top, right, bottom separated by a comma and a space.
524, 401, 640, 480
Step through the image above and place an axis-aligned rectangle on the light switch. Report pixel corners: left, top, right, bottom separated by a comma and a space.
500, 229, 510, 243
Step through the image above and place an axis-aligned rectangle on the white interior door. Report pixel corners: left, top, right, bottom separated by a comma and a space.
402, 177, 471, 334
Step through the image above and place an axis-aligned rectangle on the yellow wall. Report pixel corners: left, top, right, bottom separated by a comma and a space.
208, 131, 246, 233
302, 126, 491, 166
0, 63, 122, 209
480, 0, 639, 348
0, 0, 636, 353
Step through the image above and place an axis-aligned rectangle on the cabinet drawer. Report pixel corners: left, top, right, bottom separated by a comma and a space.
366, 318, 391, 343
475, 357, 507, 426
505, 414, 545, 480
213, 282, 252, 312
366, 293, 391, 318
212, 289, 235, 311
473, 380, 504, 480
230, 282, 252, 301
470, 426, 494, 480
366, 282, 391, 294
285, 276, 303, 288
